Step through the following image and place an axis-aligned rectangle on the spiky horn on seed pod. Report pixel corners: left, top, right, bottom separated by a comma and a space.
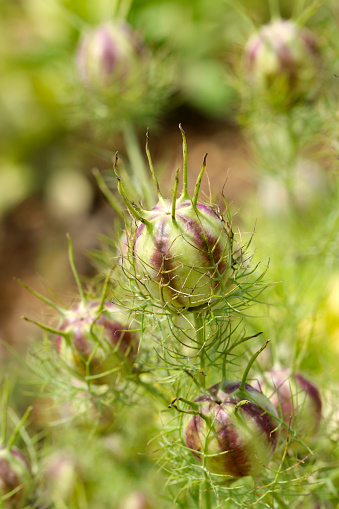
117, 126, 234, 312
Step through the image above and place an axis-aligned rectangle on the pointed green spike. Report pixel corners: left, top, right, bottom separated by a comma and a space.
21, 316, 69, 339
66, 234, 86, 302
113, 153, 151, 226
179, 124, 189, 199
15, 278, 64, 315
98, 269, 113, 313
240, 339, 270, 391
6, 406, 33, 452
92, 168, 124, 219
171, 168, 180, 221
112, 152, 140, 210
146, 129, 164, 201
192, 153, 207, 207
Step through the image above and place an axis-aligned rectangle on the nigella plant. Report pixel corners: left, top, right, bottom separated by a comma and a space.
243, 18, 319, 111
19, 235, 142, 442
70, 18, 173, 138
116, 126, 263, 316
17, 123, 329, 507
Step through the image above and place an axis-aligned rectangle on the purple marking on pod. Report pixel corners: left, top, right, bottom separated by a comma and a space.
0, 447, 31, 507
294, 373, 322, 431
184, 381, 279, 478
97, 27, 119, 77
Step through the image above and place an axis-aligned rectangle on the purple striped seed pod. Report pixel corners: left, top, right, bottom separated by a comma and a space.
0, 447, 32, 508
76, 21, 144, 90
41, 451, 78, 503
244, 19, 318, 107
133, 199, 232, 311
184, 381, 279, 479
56, 300, 138, 385
257, 368, 322, 444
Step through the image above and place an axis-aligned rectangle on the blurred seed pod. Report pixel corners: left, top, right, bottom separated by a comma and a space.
119, 491, 153, 509
243, 19, 319, 110
39, 450, 78, 505
70, 20, 173, 135
257, 368, 322, 446
0, 446, 32, 509
56, 299, 139, 385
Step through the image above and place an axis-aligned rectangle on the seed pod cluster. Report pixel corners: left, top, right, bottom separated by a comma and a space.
184, 380, 279, 479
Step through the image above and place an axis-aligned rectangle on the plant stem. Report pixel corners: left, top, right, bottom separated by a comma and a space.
195, 313, 206, 389
202, 474, 212, 509
1, 377, 10, 445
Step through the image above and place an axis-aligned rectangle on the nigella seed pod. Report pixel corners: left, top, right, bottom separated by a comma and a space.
120, 491, 153, 509
56, 300, 138, 385
184, 381, 279, 479
133, 199, 232, 310
0, 447, 32, 508
40, 451, 78, 503
258, 368, 322, 444
117, 127, 233, 312
244, 19, 319, 107
76, 21, 144, 90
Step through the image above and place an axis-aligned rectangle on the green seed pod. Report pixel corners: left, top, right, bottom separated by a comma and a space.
244, 19, 319, 108
0, 447, 32, 508
184, 381, 279, 479
76, 21, 144, 90
117, 128, 234, 312
258, 368, 322, 444
133, 199, 232, 310
56, 300, 138, 385
40, 451, 78, 504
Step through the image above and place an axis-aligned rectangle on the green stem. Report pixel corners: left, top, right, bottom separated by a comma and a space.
268, 0, 281, 20
1, 378, 10, 445
195, 313, 206, 389
203, 474, 212, 509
